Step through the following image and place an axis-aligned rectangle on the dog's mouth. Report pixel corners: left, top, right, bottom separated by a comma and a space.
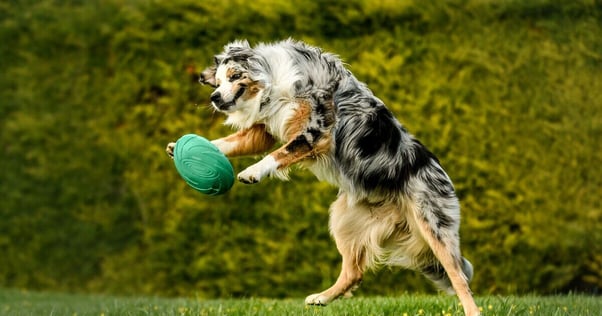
212, 87, 246, 112
214, 102, 236, 112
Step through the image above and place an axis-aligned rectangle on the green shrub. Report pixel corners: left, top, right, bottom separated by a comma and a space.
0, 0, 600, 297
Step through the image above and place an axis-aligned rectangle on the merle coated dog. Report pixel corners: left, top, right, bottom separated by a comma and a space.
166, 39, 479, 316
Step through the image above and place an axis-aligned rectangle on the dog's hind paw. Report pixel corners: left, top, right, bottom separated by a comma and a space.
304, 293, 331, 306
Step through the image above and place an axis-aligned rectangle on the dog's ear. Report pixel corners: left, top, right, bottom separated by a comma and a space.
224, 39, 250, 52
224, 40, 253, 64
199, 65, 217, 87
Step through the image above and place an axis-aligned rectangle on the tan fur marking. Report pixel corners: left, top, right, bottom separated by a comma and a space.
271, 144, 310, 169
221, 124, 275, 157
312, 134, 332, 156
412, 205, 480, 316
305, 194, 366, 304
266, 99, 335, 170
284, 100, 313, 140
270, 132, 333, 173
241, 80, 263, 101
321, 98, 337, 128
226, 67, 237, 78
272, 152, 302, 170
271, 111, 333, 171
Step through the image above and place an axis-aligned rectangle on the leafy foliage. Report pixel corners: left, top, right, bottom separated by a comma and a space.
0, 0, 600, 297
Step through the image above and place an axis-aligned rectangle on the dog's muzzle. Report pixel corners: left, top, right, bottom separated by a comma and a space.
210, 92, 232, 111
210, 91, 222, 104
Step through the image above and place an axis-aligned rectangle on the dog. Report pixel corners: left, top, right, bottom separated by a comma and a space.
166, 39, 480, 316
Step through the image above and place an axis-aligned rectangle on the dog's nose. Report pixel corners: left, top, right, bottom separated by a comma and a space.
210, 92, 222, 103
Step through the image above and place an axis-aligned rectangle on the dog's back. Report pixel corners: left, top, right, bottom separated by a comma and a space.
253, 41, 457, 203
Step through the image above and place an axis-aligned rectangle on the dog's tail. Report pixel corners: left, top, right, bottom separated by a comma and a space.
421, 257, 473, 295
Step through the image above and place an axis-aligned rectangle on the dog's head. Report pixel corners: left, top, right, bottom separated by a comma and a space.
199, 40, 264, 114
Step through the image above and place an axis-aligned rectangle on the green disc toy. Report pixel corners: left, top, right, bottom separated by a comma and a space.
173, 134, 234, 195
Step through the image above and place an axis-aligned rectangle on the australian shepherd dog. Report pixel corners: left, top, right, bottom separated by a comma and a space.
166, 39, 479, 316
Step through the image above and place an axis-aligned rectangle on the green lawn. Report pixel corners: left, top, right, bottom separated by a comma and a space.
0, 289, 600, 316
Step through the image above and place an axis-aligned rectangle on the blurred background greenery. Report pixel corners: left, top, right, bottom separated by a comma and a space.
0, 0, 600, 298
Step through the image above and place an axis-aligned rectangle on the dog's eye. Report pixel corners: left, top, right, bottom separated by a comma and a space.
230, 73, 242, 81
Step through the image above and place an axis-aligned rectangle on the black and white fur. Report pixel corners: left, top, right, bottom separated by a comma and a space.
166, 39, 480, 316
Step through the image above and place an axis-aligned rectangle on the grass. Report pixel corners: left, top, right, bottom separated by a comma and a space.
0, 289, 600, 316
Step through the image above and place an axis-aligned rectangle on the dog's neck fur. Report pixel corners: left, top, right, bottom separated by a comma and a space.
223, 89, 265, 130
223, 87, 299, 144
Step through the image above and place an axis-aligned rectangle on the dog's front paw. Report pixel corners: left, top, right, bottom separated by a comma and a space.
237, 156, 278, 184
166, 142, 176, 158
304, 293, 332, 306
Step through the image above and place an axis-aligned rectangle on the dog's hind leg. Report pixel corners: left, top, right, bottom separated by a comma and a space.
304, 248, 364, 305
421, 257, 474, 295
305, 194, 365, 306
410, 198, 480, 316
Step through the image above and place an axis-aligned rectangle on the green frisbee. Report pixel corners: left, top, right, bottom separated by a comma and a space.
173, 134, 234, 195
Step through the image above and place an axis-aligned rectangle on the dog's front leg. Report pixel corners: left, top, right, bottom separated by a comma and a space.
211, 124, 275, 157
237, 132, 322, 184
238, 98, 334, 184
165, 124, 275, 159
237, 155, 280, 184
